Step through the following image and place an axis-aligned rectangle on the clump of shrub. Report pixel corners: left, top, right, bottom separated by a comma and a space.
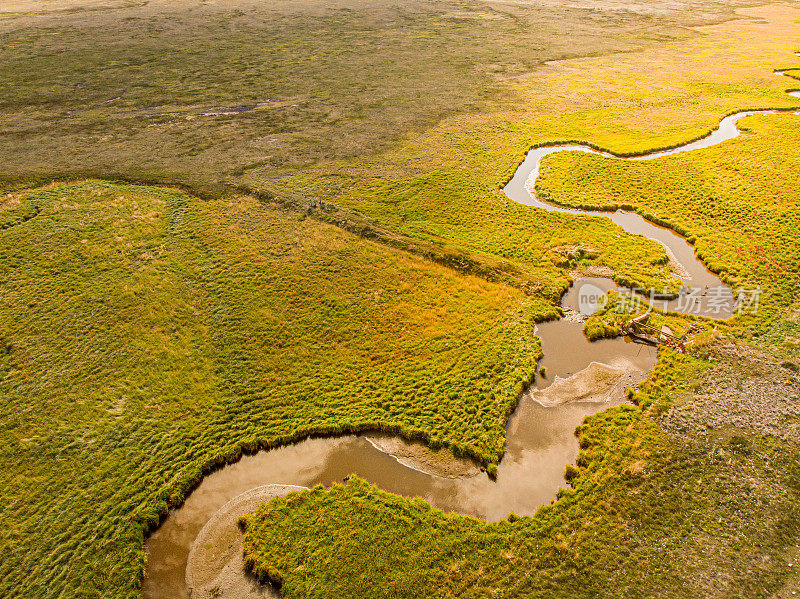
564, 464, 580, 484
583, 319, 621, 341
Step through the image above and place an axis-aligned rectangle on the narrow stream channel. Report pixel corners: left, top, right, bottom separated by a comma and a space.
142, 281, 658, 599
141, 79, 799, 599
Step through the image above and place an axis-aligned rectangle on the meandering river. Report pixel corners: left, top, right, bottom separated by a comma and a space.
142, 85, 799, 598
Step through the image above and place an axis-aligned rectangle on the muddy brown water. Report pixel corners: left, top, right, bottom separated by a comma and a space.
142, 280, 657, 599
502, 109, 800, 318
143, 89, 800, 598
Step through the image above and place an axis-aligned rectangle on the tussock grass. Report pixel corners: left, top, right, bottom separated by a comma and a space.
581, 292, 710, 343
235, 5, 800, 305
0, 180, 545, 597
237, 13, 800, 596
241, 351, 800, 598
537, 113, 800, 359
0, 0, 741, 195
2, 2, 800, 597
2, 0, 793, 300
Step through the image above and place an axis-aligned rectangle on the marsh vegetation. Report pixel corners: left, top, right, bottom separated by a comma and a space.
1, 1, 799, 598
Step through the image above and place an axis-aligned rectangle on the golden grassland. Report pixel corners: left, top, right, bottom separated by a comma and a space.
241, 5, 800, 302
1, 2, 800, 598
537, 112, 800, 357
0, 181, 549, 596
582, 291, 712, 344
241, 350, 800, 599
0, 0, 757, 197
238, 7, 800, 597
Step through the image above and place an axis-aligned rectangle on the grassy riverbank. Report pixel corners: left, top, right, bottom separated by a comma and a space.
0, 181, 548, 596
241, 349, 800, 598
237, 8, 800, 597
2, 1, 800, 597
241, 5, 800, 300
537, 112, 800, 358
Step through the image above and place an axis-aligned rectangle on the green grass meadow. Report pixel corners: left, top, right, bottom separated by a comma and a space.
0, 181, 549, 596
0, 0, 799, 597
241, 351, 800, 598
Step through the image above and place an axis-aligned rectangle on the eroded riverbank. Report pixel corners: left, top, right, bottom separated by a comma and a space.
141, 279, 657, 599
141, 76, 800, 599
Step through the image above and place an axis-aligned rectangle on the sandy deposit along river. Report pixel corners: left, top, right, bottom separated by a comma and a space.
142, 281, 658, 599
142, 84, 800, 599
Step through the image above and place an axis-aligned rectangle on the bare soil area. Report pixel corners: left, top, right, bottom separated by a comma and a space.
186, 485, 306, 599
660, 343, 800, 442
528, 358, 647, 407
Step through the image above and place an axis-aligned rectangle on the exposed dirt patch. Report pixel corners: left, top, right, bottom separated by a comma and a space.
561, 307, 590, 323
664, 245, 690, 279
660, 343, 800, 442
186, 485, 306, 599
568, 264, 616, 279
528, 358, 646, 407
0, 192, 22, 212
365, 434, 481, 478
769, 544, 800, 599
0, 0, 137, 15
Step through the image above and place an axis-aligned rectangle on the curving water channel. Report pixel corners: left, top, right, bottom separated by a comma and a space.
504, 105, 797, 317
142, 77, 800, 599
142, 280, 658, 599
